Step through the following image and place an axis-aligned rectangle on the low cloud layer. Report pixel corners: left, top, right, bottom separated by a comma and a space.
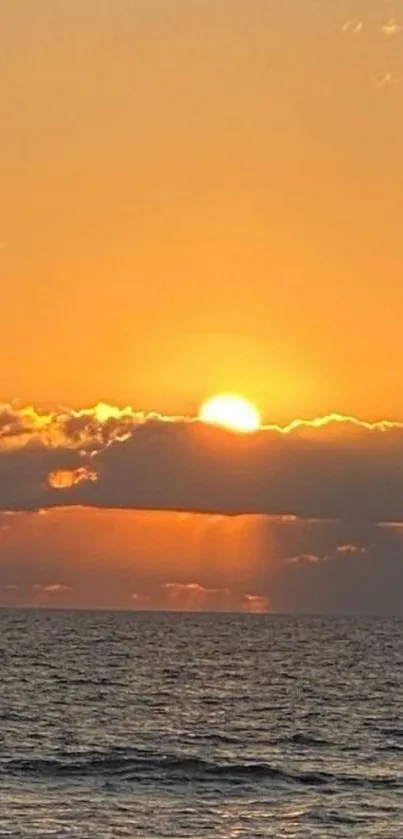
0, 508, 403, 614
2, 404, 403, 522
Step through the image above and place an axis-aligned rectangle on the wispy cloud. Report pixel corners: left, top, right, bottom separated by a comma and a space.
337, 544, 367, 555
342, 20, 363, 34
373, 72, 400, 88
242, 594, 270, 613
163, 582, 230, 610
33, 583, 72, 592
131, 592, 151, 608
381, 18, 403, 37
288, 554, 323, 565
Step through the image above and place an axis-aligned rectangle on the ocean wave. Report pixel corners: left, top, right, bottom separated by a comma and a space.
380, 726, 403, 739
283, 732, 334, 747
0, 751, 327, 785
2, 749, 400, 790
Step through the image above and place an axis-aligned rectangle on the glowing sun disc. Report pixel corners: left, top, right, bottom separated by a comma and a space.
199, 394, 260, 433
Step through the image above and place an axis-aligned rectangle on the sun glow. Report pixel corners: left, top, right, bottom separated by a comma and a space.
199, 394, 261, 433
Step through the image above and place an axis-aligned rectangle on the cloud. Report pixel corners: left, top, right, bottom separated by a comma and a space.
48, 467, 98, 488
342, 20, 363, 34
163, 582, 230, 611
0, 407, 30, 441
2, 404, 403, 523
242, 594, 270, 613
131, 592, 151, 608
336, 543, 367, 555
32, 583, 72, 592
381, 19, 403, 37
287, 554, 323, 565
374, 72, 400, 88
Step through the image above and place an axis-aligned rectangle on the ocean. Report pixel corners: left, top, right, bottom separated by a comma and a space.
0, 610, 402, 838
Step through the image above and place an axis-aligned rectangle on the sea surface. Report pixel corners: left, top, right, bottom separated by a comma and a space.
0, 611, 402, 838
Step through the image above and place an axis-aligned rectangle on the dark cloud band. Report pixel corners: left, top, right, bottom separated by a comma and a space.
1, 403, 403, 521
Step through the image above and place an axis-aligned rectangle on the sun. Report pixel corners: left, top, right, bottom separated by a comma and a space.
199, 394, 261, 434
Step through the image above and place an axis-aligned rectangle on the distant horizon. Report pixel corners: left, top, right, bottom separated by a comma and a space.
1, 605, 401, 618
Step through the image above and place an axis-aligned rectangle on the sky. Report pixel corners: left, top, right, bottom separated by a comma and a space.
1, 1, 403, 612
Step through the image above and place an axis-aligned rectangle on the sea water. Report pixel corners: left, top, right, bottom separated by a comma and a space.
0, 610, 402, 837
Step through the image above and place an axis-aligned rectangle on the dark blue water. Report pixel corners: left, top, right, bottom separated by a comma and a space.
0, 611, 402, 837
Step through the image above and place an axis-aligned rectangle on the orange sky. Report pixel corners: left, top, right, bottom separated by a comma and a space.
1, 0, 403, 421
1, 3, 403, 613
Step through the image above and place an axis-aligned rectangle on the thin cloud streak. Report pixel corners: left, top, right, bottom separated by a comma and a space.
342, 20, 363, 34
